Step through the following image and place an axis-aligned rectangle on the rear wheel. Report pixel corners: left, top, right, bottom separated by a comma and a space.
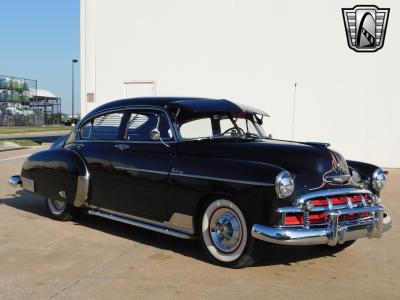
199, 199, 260, 268
45, 198, 81, 221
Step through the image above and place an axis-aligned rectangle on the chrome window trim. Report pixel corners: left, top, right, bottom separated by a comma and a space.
74, 139, 177, 145
77, 105, 178, 143
77, 104, 267, 143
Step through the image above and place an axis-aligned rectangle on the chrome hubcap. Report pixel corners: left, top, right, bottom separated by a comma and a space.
209, 208, 242, 253
48, 198, 67, 214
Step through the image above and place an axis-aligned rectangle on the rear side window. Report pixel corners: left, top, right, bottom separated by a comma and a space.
80, 112, 123, 140
126, 112, 172, 141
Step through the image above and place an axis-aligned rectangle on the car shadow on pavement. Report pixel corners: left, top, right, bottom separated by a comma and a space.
0, 190, 49, 217
1, 190, 343, 268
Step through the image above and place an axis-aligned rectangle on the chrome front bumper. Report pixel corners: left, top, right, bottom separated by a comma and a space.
252, 192, 392, 246
252, 213, 391, 246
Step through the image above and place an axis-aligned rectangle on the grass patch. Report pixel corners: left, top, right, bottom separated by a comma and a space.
0, 126, 71, 134
3, 140, 40, 147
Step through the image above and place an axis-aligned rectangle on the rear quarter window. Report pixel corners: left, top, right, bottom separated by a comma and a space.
80, 113, 123, 140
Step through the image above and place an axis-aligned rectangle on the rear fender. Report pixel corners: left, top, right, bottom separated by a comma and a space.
21, 148, 89, 207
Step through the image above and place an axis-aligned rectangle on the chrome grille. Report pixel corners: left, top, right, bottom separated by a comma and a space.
277, 188, 378, 228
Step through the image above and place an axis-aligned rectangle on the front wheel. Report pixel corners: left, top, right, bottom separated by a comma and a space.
199, 199, 260, 268
45, 198, 81, 221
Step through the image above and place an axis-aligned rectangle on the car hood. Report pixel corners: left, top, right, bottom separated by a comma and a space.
177, 138, 355, 191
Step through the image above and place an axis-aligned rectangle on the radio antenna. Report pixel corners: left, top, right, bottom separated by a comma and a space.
291, 83, 298, 140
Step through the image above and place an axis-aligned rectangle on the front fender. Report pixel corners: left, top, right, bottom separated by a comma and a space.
169, 156, 286, 227
21, 148, 89, 206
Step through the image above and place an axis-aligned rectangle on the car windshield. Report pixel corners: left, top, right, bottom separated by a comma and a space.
176, 113, 267, 140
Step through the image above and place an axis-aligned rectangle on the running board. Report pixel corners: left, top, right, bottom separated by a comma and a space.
87, 209, 193, 239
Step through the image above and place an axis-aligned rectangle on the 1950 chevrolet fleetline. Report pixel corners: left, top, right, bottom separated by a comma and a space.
9, 97, 392, 268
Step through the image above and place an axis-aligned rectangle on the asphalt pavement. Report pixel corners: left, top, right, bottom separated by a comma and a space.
0, 147, 398, 299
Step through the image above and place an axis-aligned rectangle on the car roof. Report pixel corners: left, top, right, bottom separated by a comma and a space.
86, 97, 270, 119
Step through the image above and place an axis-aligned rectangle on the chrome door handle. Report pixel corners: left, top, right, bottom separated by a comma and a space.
74, 143, 85, 150
114, 144, 129, 151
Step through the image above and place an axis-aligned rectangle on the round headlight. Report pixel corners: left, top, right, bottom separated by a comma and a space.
372, 168, 387, 191
275, 171, 295, 198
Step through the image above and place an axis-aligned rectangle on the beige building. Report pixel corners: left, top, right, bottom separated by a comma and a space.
80, 0, 400, 167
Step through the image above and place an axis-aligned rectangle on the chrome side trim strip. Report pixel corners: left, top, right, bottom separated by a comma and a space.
170, 172, 274, 187
111, 166, 273, 187
86, 205, 195, 234
113, 166, 169, 175
87, 208, 193, 239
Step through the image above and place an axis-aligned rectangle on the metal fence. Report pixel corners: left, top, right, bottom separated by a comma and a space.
0, 74, 61, 126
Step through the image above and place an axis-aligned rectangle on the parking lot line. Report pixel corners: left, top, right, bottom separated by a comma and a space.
0, 154, 30, 162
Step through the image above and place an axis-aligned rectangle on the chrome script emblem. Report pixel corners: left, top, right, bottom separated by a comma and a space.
342, 5, 390, 52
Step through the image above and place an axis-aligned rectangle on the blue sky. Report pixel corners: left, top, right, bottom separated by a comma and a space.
0, 0, 80, 114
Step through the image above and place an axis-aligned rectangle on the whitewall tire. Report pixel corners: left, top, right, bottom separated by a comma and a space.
45, 198, 81, 221
200, 199, 259, 268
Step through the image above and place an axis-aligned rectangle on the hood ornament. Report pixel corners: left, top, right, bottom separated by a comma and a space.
310, 152, 351, 190
324, 152, 351, 184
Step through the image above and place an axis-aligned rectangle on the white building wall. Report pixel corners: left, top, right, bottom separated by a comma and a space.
81, 0, 400, 167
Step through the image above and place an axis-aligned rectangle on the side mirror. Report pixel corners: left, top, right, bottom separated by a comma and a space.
150, 129, 161, 141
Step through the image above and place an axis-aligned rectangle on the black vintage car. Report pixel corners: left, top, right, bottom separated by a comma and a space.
9, 97, 391, 268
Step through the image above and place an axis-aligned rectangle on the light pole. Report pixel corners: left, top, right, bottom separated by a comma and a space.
72, 59, 78, 124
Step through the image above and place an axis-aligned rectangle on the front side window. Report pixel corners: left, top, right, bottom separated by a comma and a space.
177, 113, 265, 140
80, 112, 123, 140
125, 111, 172, 141
179, 117, 212, 139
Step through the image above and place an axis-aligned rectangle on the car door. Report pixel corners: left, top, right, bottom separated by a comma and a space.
68, 111, 125, 207
106, 109, 173, 221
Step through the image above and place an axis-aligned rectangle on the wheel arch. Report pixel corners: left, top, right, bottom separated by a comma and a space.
21, 148, 90, 207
